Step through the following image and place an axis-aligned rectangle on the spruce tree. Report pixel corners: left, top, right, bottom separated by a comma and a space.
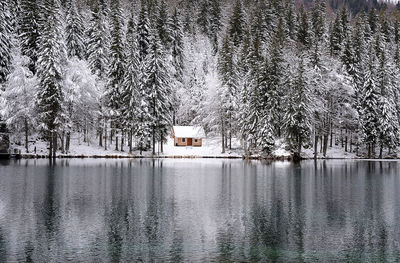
157, 0, 170, 48
283, 57, 311, 157
19, 0, 41, 74
0, 0, 13, 84
360, 52, 379, 158
86, 0, 109, 79
106, 0, 125, 151
145, 32, 172, 154
297, 5, 310, 48
65, 0, 85, 59
137, 1, 151, 63
229, 0, 246, 47
36, 0, 66, 158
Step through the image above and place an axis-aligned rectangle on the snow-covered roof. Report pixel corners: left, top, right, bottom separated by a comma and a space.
172, 126, 205, 138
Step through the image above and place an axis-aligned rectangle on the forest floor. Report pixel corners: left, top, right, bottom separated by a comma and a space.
9, 133, 399, 159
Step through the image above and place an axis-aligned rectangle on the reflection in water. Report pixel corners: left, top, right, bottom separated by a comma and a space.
0, 159, 399, 262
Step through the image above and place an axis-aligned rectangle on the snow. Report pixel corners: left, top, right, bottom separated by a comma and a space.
172, 126, 205, 138
11, 133, 243, 158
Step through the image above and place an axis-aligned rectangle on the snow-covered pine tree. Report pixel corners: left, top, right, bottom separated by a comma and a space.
197, 0, 210, 36
360, 51, 379, 158
218, 34, 239, 150
376, 49, 399, 157
257, 57, 275, 152
209, 0, 222, 52
283, 56, 311, 158
86, 0, 109, 79
169, 8, 184, 125
297, 5, 310, 49
284, 0, 297, 41
137, 0, 151, 63
145, 31, 172, 155
19, 0, 41, 74
65, 0, 85, 59
329, 13, 342, 56
106, 0, 125, 151
36, 0, 66, 158
0, 0, 13, 84
229, 0, 246, 47
121, 13, 142, 154
157, 0, 170, 48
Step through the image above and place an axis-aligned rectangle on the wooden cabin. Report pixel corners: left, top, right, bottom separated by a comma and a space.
172, 126, 205, 147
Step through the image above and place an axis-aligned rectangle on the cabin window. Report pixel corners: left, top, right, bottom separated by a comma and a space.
182, 138, 185, 142
194, 139, 198, 142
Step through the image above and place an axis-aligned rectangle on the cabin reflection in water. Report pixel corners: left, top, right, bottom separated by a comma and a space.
0, 160, 399, 262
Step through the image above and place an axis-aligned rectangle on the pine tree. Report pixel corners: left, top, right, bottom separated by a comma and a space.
283, 57, 311, 157
86, 0, 109, 79
170, 8, 184, 82
229, 0, 246, 47
122, 14, 143, 154
19, 0, 41, 74
285, 0, 297, 40
376, 49, 399, 157
145, 32, 172, 154
360, 52, 379, 158
137, 1, 151, 63
297, 5, 310, 48
209, 0, 222, 52
157, 0, 170, 48
329, 13, 342, 56
197, 0, 210, 36
65, 0, 85, 59
36, 0, 66, 158
0, 0, 13, 84
106, 0, 125, 151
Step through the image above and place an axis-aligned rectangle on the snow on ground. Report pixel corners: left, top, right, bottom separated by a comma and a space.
10, 133, 399, 159
10, 133, 244, 158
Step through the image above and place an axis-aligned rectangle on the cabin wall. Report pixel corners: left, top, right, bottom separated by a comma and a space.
173, 137, 202, 147
193, 138, 202, 147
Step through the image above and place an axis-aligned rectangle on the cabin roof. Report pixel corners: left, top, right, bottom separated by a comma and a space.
172, 126, 205, 138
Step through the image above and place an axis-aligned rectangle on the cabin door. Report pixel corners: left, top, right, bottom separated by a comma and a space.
187, 138, 192, 146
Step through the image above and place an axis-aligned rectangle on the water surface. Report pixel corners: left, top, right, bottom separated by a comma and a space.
0, 159, 399, 262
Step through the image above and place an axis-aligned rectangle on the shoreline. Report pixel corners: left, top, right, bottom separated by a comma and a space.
10, 153, 400, 161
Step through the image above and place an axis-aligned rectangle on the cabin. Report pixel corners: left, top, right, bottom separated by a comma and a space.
172, 126, 205, 147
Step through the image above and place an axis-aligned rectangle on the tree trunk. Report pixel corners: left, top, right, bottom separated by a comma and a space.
53, 131, 57, 158
350, 132, 353, 153
344, 129, 348, 152
379, 143, 383, 159
298, 136, 302, 157
24, 119, 29, 153
330, 121, 333, 147
323, 135, 328, 157
314, 135, 318, 159
61, 131, 65, 154
49, 132, 53, 158
104, 122, 108, 150
368, 143, 371, 159
129, 130, 133, 154
115, 132, 119, 151
221, 121, 225, 154
66, 132, 70, 153
121, 131, 124, 152
152, 127, 156, 155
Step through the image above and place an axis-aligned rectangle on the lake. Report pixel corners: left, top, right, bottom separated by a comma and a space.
0, 159, 399, 262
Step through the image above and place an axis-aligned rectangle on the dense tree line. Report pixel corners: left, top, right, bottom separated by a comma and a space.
0, 0, 400, 158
